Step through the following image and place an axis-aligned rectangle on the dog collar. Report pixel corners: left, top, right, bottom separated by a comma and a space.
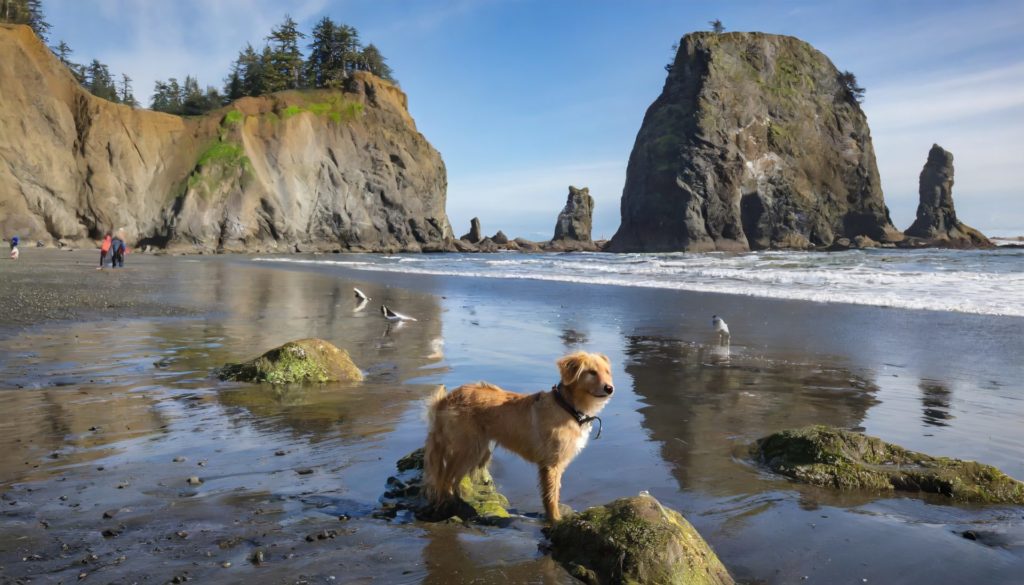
552, 384, 603, 439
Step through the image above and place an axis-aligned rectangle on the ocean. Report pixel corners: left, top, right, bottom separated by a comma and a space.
254, 247, 1024, 317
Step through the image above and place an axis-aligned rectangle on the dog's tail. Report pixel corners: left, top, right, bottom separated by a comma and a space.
423, 385, 448, 505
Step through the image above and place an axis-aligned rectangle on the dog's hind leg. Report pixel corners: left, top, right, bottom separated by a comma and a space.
538, 465, 565, 522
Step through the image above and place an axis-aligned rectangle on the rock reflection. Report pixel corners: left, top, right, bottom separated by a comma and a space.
420, 523, 571, 585
920, 380, 955, 427
624, 334, 879, 497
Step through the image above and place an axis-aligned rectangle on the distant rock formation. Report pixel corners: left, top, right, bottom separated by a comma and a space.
904, 144, 991, 247
0, 24, 453, 253
460, 217, 483, 243
547, 186, 599, 252
553, 186, 594, 242
609, 32, 902, 252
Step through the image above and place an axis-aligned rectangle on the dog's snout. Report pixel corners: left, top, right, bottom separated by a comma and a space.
604, 384, 615, 395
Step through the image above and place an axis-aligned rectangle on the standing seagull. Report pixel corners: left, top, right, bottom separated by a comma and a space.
712, 315, 730, 345
381, 305, 417, 322
354, 287, 371, 301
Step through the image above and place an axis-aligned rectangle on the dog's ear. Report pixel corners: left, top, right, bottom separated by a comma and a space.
557, 352, 588, 384
596, 353, 611, 368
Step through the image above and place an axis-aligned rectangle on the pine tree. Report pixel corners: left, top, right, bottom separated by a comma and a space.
360, 44, 394, 82
305, 16, 336, 88
709, 19, 725, 34
85, 59, 118, 102
1, 0, 50, 41
223, 68, 244, 101
838, 70, 865, 104
264, 14, 306, 92
52, 39, 72, 64
334, 24, 361, 78
119, 73, 137, 107
181, 75, 205, 115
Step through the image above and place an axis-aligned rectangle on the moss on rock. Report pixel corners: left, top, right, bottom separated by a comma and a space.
548, 495, 734, 585
378, 447, 511, 523
752, 425, 1024, 504
219, 338, 362, 384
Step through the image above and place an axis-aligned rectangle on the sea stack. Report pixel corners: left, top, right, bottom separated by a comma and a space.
904, 144, 991, 247
609, 32, 902, 252
547, 186, 597, 251
460, 217, 483, 243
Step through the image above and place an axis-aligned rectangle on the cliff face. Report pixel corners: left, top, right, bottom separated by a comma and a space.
904, 144, 990, 248
609, 32, 902, 252
0, 25, 452, 252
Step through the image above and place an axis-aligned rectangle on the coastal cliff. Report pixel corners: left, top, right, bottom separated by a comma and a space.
0, 24, 453, 252
609, 32, 902, 252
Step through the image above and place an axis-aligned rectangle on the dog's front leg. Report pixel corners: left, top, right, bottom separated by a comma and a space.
539, 465, 563, 522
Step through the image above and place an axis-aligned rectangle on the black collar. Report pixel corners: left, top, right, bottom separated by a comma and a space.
552, 383, 602, 439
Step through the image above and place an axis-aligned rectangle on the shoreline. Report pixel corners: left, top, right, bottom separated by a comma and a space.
1, 251, 1023, 584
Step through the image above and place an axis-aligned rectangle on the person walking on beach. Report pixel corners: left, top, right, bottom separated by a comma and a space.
8, 235, 18, 260
111, 235, 126, 268
99, 233, 112, 269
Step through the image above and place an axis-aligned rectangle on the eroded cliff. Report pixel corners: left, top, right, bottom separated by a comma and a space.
0, 24, 452, 252
609, 32, 903, 252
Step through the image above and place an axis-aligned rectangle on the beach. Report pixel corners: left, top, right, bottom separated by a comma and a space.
1, 249, 1023, 584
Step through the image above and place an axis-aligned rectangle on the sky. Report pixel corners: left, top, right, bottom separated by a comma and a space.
46, 0, 1024, 239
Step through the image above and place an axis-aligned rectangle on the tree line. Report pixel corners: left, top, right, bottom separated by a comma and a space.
2, 1, 139, 106
3, 2, 394, 115
149, 15, 395, 116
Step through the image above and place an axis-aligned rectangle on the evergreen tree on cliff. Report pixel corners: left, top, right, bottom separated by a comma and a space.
306, 16, 337, 88
264, 15, 305, 92
360, 43, 394, 82
86, 59, 119, 102
118, 73, 138, 107
1, 0, 49, 41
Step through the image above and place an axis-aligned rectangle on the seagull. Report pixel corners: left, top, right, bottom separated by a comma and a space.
354, 287, 371, 301
712, 315, 730, 345
381, 305, 417, 322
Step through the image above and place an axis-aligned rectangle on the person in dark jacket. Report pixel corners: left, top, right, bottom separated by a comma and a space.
111, 235, 125, 268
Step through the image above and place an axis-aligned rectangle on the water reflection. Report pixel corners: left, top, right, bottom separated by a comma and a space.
623, 334, 880, 496
920, 380, 955, 427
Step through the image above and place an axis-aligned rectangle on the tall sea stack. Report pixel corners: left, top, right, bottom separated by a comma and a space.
609, 32, 902, 252
904, 144, 991, 247
0, 24, 453, 252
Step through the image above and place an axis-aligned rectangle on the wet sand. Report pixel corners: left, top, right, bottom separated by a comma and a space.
1, 249, 1022, 584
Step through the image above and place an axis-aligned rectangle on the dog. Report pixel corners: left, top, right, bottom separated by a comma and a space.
423, 351, 614, 522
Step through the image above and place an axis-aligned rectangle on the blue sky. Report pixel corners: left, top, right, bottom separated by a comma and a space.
47, 0, 1024, 239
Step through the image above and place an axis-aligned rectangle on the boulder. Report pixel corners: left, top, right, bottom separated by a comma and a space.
548, 494, 734, 585
377, 447, 511, 523
460, 217, 483, 244
752, 425, 1024, 504
609, 32, 902, 252
219, 338, 362, 384
513, 238, 543, 252
491, 230, 509, 244
552, 186, 595, 243
903, 144, 992, 247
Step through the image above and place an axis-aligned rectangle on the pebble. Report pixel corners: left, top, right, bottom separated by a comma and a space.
296, 468, 314, 475
176, 530, 189, 539
102, 509, 118, 519
250, 550, 265, 565
221, 561, 231, 568
186, 476, 202, 486
173, 456, 186, 463
274, 450, 286, 456
962, 530, 978, 541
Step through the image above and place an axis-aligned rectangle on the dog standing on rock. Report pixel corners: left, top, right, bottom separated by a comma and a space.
423, 352, 614, 522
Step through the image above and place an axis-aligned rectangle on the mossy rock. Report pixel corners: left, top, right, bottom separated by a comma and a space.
377, 448, 511, 523
548, 495, 734, 585
219, 338, 363, 384
752, 425, 1024, 504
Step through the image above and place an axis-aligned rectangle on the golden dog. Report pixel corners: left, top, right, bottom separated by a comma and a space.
423, 351, 614, 521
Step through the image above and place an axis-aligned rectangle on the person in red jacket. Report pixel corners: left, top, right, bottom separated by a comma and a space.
98, 233, 112, 269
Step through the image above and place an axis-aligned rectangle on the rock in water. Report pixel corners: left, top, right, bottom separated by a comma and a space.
609, 32, 902, 252
460, 217, 483, 244
0, 25, 452, 252
752, 425, 1024, 504
377, 448, 510, 523
552, 186, 595, 245
219, 338, 362, 384
903, 144, 991, 247
548, 494, 734, 585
